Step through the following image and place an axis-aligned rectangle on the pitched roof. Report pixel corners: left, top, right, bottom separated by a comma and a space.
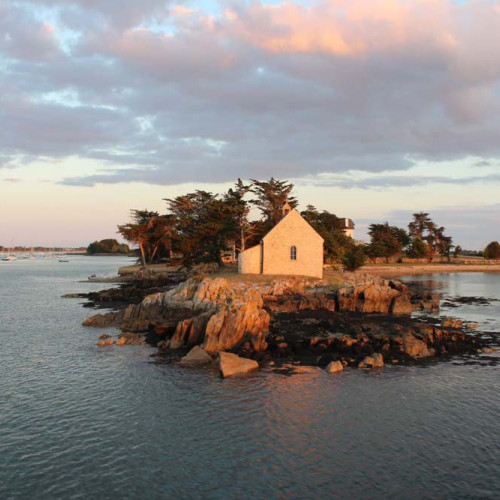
262, 208, 324, 242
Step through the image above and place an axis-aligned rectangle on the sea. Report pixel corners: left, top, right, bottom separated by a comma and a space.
1, 257, 499, 499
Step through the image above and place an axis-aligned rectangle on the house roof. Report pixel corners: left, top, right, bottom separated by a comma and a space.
262, 208, 324, 243
341, 218, 355, 229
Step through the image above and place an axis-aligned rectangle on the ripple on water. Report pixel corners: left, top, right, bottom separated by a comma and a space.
1, 261, 500, 499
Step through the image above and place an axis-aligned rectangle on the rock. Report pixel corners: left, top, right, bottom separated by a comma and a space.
465, 323, 480, 330
441, 318, 463, 329
82, 311, 123, 328
325, 361, 344, 373
179, 346, 212, 366
116, 332, 147, 346
291, 365, 321, 374
390, 293, 413, 315
359, 353, 384, 369
402, 333, 431, 358
482, 347, 493, 354
203, 302, 269, 353
218, 352, 259, 378
97, 338, 114, 346
169, 312, 213, 349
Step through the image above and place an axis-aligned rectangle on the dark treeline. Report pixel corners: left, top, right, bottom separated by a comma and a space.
117, 178, 355, 266
87, 239, 130, 255
366, 212, 454, 264
115, 177, 479, 269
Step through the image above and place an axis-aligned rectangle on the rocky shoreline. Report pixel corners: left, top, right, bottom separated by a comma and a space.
75, 267, 498, 377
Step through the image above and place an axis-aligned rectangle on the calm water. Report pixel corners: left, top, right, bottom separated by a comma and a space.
1, 259, 500, 499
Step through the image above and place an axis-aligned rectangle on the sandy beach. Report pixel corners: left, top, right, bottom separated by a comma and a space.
361, 263, 500, 277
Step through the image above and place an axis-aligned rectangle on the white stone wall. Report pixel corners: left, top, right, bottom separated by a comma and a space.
238, 244, 261, 274
262, 210, 324, 278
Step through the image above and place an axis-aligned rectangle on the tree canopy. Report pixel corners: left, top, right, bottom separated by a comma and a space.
408, 212, 452, 262
484, 241, 500, 259
366, 223, 409, 262
87, 239, 129, 255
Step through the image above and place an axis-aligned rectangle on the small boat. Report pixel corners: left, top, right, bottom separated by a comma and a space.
58, 259, 69, 263
2, 255, 18, 261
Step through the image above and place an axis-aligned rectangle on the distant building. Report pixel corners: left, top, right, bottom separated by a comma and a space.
340, 218, 355, 238
238, 206, 324, 279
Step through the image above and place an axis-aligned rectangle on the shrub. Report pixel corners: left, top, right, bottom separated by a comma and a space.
341, 247, 366, 272
484, 241, 500, 259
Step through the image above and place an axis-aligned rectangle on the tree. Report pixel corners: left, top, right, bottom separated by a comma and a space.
484, 241, 500, 259
146, 215, 175, 263
367, 223, 409, 263
301, 205, 354, 262
165, 191, 238, 266
250, 178, 298, 231
408, 213, 452, 262
453, 245, 462, 258
342, 246, 366, 272
223, 179, 256, 253
87, 239, 129, 255
117, 209, 159, 265
406, 237, 428, 259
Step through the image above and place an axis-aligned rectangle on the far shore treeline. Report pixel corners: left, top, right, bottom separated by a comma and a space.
103, 177, 498, 270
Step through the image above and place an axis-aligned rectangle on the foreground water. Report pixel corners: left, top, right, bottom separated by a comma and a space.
1, 258, 500, 499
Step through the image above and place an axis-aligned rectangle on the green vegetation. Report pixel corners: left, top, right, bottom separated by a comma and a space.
87, 239, 129, 255
363, 213, 453, 263
406, 237, 429, 259
117, 177, 355, 266
301, 205, 355, 261
116, 178, 461, 269
408, 212, 453, 262
366, 223, 410, 263
342, 247, 366, 272
484, 241, 500, 259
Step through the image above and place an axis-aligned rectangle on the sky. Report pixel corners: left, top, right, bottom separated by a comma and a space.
1, 0, 500, 249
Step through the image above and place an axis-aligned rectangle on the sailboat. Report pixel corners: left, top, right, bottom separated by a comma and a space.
2, 241, 18, 261
2, 255, 18, 261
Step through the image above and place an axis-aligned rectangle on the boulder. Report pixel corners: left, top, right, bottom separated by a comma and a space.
218, 352, 259, 378
116, 332, 147, 346
390, 293, 413, 315
97, 338, 114, 347
203, 302, 269, 353
402, 333, 432, 358
359, 353, 384, 369
325, 361, 344, 373
441, 318, 463, 329
179, 346, 212, 366
82, 311, 123, 328
169, 312, 213, 349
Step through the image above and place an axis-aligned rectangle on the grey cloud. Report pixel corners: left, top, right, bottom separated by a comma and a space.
3, 1, 500, 185
3, 177, 22, 183
300, 173, 500, 190
0, 1, 62, 61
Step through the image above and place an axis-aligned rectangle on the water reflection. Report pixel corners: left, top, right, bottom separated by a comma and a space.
399, 272, 500, 332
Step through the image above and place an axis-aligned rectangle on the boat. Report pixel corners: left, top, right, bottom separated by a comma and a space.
58, 259, 69, 263
2, 255, 18, 261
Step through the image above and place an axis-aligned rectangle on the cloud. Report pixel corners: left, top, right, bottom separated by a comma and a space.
3, 0, 500, 185
0, 1, 62, 61
300, 172, 500, 190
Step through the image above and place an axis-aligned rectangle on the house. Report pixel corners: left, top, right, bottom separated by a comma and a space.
340, 218, 355, 238
238, 204, 324, 279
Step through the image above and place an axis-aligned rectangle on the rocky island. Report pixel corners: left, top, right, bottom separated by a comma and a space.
77, 265, 495, 377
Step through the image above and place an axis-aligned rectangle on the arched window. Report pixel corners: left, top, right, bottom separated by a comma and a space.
290, 246, 297, 260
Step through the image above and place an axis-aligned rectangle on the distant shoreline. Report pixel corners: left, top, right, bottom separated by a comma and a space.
361, 263, 500, 277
